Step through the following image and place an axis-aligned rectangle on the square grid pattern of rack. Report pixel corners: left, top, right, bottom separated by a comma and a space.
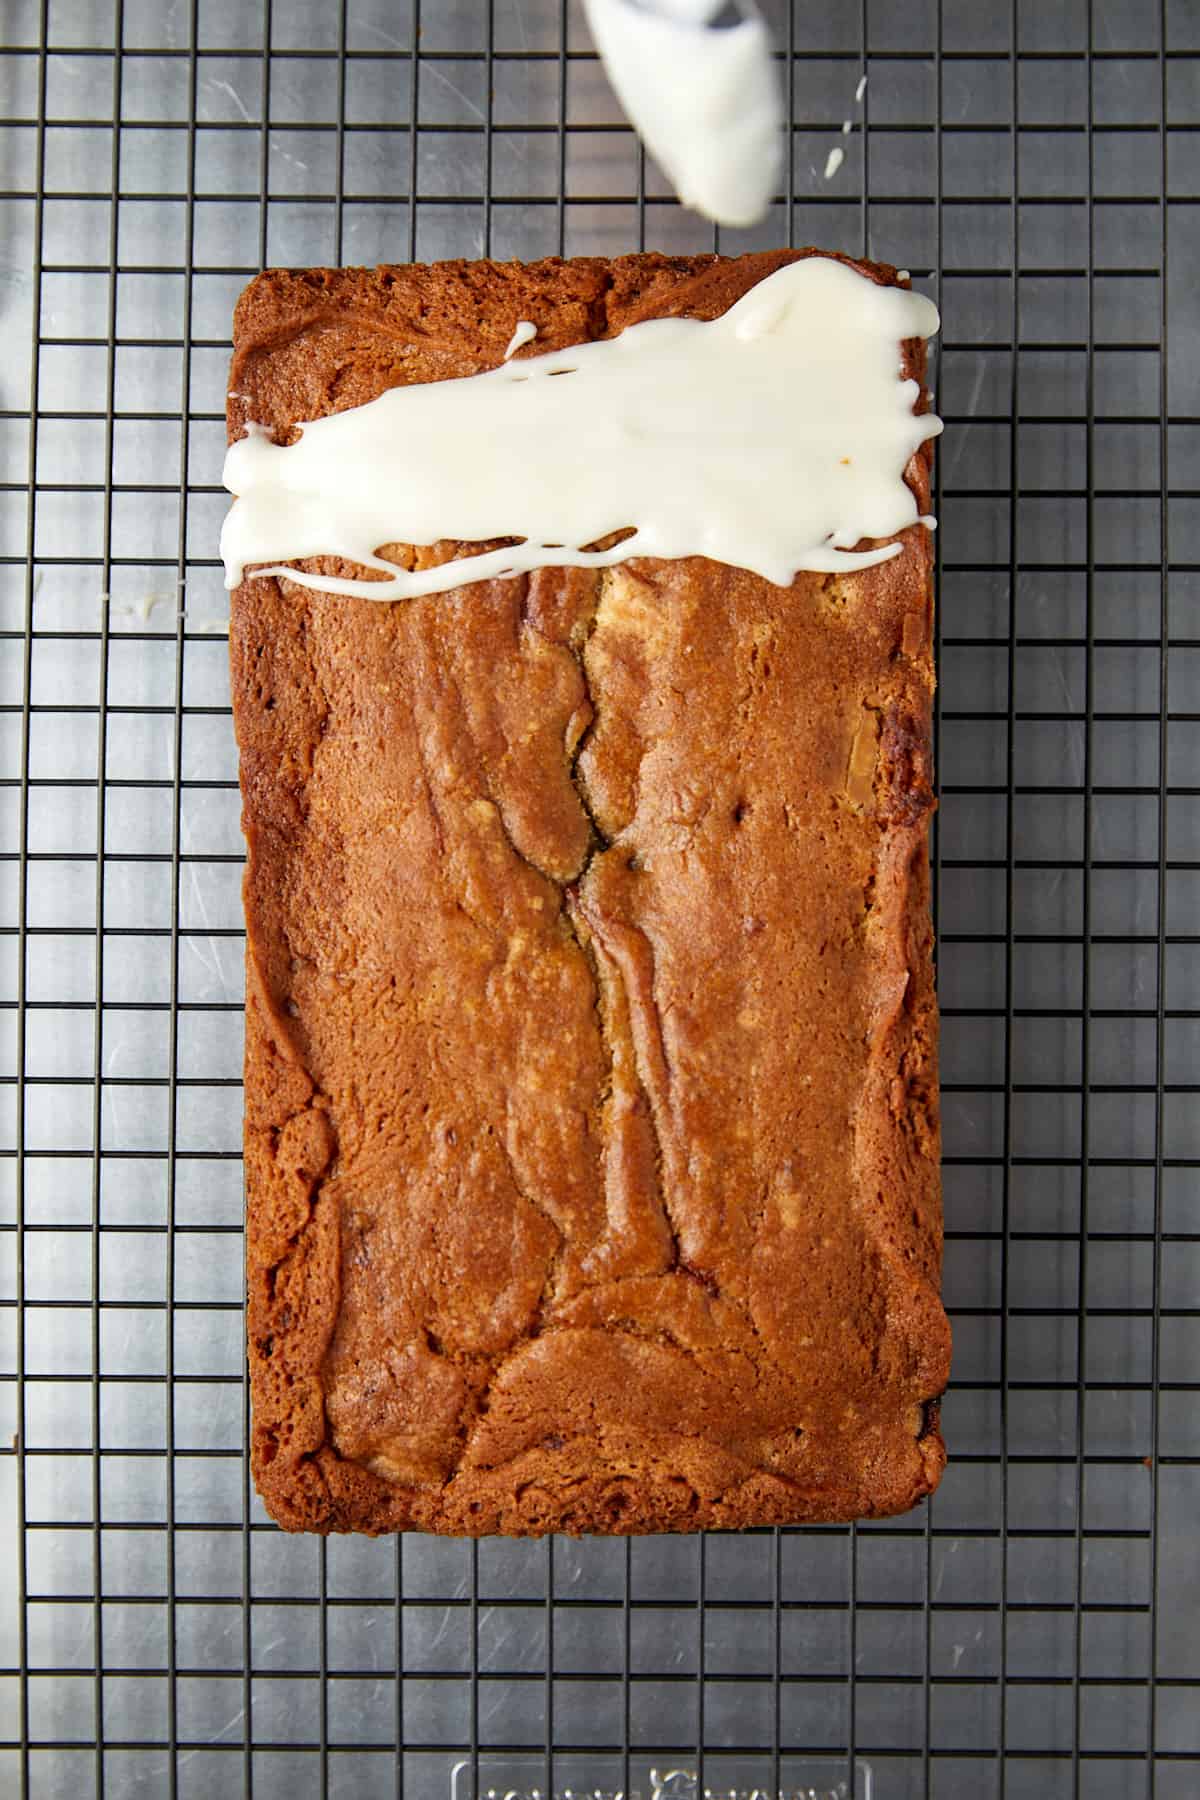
1, 1, 1197, 1797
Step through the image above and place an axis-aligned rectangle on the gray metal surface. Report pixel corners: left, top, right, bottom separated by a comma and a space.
1, 0, 1197, 1796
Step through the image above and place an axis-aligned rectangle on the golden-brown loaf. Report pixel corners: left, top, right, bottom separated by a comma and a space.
228, 249, 950, 1535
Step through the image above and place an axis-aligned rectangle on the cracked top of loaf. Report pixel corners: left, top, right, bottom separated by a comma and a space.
228, 249, 950, 1536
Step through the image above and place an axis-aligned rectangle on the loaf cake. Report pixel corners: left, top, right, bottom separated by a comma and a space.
228, 249, 949, 1535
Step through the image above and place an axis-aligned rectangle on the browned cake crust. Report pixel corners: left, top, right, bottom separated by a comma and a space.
228, 249, 950, 1535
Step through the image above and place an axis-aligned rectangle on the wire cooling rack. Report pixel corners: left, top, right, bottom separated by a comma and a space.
1, 0, 1198, 1796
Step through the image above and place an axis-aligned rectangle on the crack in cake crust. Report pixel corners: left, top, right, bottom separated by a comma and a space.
230, 250, 950, 1535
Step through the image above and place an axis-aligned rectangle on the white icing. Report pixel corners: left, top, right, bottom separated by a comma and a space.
581, 0, 782, 228
828, 73, 866, 173
221, 256, 942, 604
503, 320, 538, 360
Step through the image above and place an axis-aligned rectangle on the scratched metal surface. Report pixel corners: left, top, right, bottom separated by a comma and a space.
1, 1, 1198, 1796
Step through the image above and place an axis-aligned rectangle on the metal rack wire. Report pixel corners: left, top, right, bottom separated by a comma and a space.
1, 0, 1197, 1795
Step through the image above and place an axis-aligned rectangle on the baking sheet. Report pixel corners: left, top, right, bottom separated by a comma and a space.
1, 0, 1198, 1795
